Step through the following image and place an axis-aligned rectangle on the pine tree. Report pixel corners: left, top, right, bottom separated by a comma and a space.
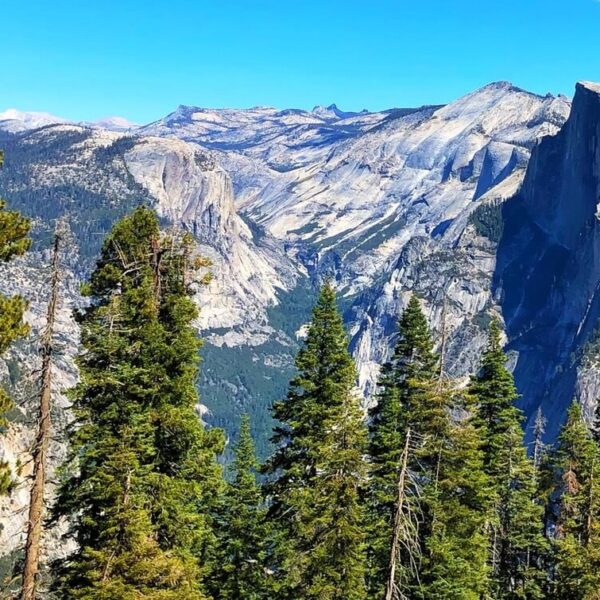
210, 415, 271, 600
532, 406, 555, 566
419, 388, 491, 600
494, 423, 548, 599
469, 318, 547, 599
0, 149, 31, 495
265, 281, 368, 600
469, 319, 522, 474
366, 295, 438, 597
552, 401, 600, 599
367, 295, 491, 598
52, 207, 224, 599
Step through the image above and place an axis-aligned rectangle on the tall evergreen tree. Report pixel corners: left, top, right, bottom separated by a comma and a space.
552, 401, 600, 599
419, 387, 491, 600
494, 423, 548, 599
367, 296, 491, 599
210, 415, 271, 600
470, 319, 522, 473
469, 318, 547, 599
366, 295, 438, 597
52, 207, 224, 599
0, 149, 31, 495
395, 378, 492, 599
265, 281, 368, 600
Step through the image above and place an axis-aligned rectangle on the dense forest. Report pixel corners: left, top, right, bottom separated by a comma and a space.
2, 151, 600, 599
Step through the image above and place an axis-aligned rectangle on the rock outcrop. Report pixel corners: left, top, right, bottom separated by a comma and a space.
495, 81, 600, 438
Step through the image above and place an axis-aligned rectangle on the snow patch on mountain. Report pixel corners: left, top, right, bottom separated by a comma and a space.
0, 108, 70, 132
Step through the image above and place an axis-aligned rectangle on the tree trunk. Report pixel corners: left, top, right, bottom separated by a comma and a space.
21, 226, 63, 600
438, 294, 448, 385
385, 428, 413, 600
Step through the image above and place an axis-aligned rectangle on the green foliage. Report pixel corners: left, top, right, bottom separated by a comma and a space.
0, 294, 29, 358
470, 319, 522, 476
265, 282, 369, 600
469, 201, 504, 243
551, 402, 600, 599
0, 549, 23, 595
52, 207, 225, 599
199, 280, 315, 462
365, 295, 438, 597
209, 415, 272, 600
493, 424, 548, 599
419, 388, 491, 600
0, 457, 14, 496
5, 128, 600, 597
0, 148, 31, 495
200, 341, 294, 462
0, 131, 152, 265
367, 295, 492, 598
469, 319, 547, 599
266, 277, 315, 337
0, 198, 31, 262
365, 362, 407, 597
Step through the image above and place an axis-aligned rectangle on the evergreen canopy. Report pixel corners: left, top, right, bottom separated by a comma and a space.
266, 281, 369, 600
52, 206, 225, 599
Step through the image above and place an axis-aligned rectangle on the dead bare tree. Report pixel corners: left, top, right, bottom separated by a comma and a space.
532, 406, 547, 472
21, 222, 65, 600
385, 428, 421, 600
437, 294, 448, 386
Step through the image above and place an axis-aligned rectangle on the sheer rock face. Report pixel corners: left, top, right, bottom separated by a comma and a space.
495, 81, 600, 438
122, 136, 299, 333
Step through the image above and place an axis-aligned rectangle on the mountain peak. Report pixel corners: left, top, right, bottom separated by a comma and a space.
0, 108, 69, 131
88, 116, 139, 132
311, 103, 337, 115
477, 81, 534, 96
577, 80, 600, 95
311, 103, 368, 120
484, 80, 515, 89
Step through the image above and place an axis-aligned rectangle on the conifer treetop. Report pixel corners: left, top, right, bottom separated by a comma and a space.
394, 294, 438, 380
267, 280, 368, 600
52, 206, 223, 599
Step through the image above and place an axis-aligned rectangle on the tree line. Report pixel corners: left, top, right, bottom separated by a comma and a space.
1, 173, 600, 598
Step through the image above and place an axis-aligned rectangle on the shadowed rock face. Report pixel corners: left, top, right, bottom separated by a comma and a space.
495, 81, 600, 439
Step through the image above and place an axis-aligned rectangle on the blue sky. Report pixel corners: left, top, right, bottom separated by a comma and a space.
3, 0, 600, 123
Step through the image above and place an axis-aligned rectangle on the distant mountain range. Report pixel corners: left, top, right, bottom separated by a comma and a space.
3, 80, 600, 560
0, 108, 139, 132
